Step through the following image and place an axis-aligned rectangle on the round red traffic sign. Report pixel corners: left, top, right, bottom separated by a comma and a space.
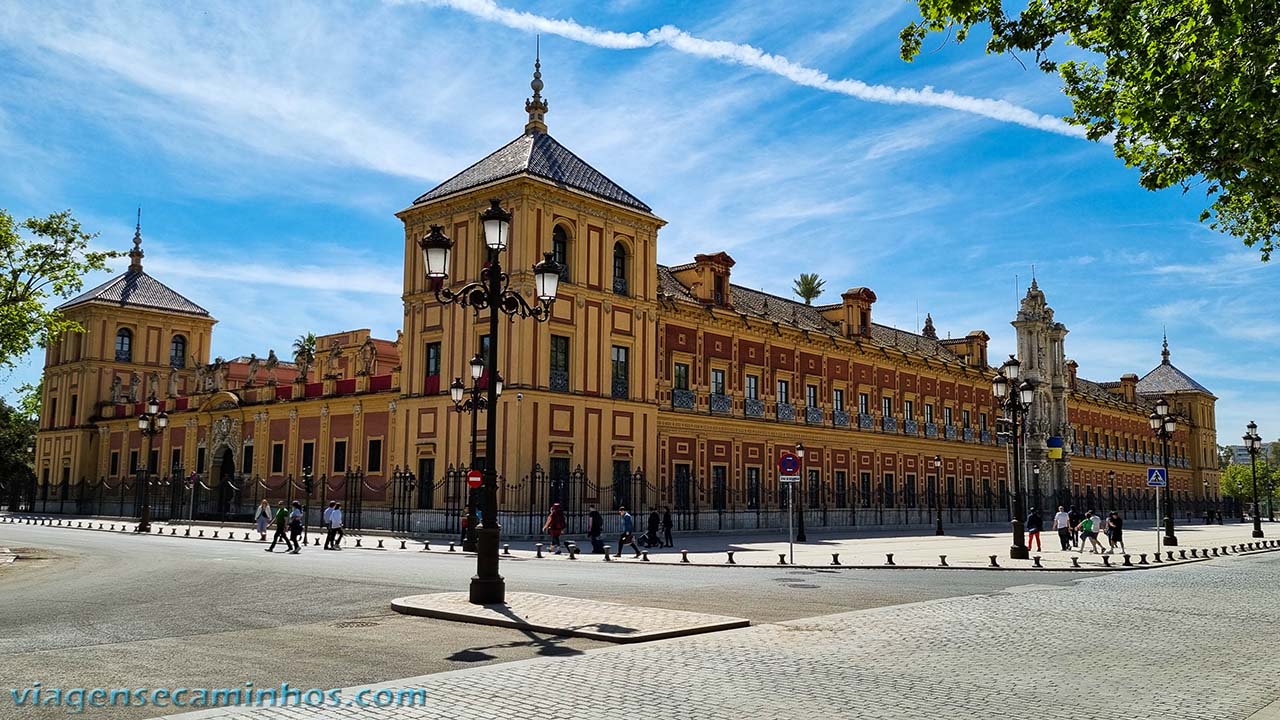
778, 452, 800, 475
467, 469, 483, 488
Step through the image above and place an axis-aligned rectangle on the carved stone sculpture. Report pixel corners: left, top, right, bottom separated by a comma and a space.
110, 376, 122, 404
129, 370, 141, 403
167, 366, 180, 398
264, 349, 279, 385
325, 339, 342, 379
358, 338, 375, 376
244, 353, 260, 387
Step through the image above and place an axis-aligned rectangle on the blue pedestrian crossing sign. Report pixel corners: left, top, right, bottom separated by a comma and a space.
1146, 467, 1168, 487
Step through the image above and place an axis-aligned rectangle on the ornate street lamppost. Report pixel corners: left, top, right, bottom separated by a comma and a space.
450, 353, 503, 552
992, 356, 1036, 560
301, 465, 314, 544
422, 199, 562, 605
932, 454, 944, 535
1149, 397, 1179, 546
135, 395, 169, 533
1244, 421, 1264, 538
794, 442, 807, 543
1107, 470, 1116, 509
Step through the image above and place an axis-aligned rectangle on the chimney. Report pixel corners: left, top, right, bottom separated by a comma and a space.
835, 287, 876, 338
675, 252, 735, 306
1120, 373, 1138, 404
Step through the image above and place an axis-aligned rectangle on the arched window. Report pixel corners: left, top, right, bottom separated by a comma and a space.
612, 242, 628, 296
115, 328, 132, 362
170, 335, 186, 368
552, 226, 570, 281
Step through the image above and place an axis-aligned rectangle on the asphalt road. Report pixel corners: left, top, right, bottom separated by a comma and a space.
0, 522, 1091, 720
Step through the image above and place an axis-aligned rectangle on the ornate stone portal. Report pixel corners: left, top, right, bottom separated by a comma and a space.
1013, 279, 1072, 499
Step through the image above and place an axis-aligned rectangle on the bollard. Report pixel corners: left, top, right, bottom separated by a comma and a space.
1032, 556, 1042, 568
171, 528, 177, 535
184, 528, 189, 536
1222, 546, 1229, 554
568, 545, 578, 560
1139, 553, 1148, 565
1179, 550, 1187, 559
641, 551, 650, 562
1152, 552, 1162, 563
424, 541, 431, 551
886, 553, 896, 566
1070, 557, 1080, 568
831, 553, 841, 566
400, 540, 407, 550
502, 544, 509, 556
1102, 555, 1111, 567
534, 543, 542, 558
198, 530, 204, 537
377, 539, 384, 549
988, 555, 999, 568
726, 551, 736, 565
939, 555, 948, 567
449, 541, 457, 553
1231, 544, 1238, 552
778, 553, 787, 565
77, 521, 82, 528
110, 524, 116, 530
355, 538, 363, 548
1123, 554, 1133, 566
681, 549, 690, 564
101, 523, 106, 530
1211, 547, 1219, 556
603, 546, 612, 561
1167, 551, 1175, 561
56, 520, 61, 526
313, 537, 319, 546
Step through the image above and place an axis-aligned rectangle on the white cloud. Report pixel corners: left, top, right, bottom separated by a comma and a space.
404, 0, 1085, 137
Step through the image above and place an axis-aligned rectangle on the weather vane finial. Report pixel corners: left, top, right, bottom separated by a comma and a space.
1161, 328, 1170, 364
525, 35, 549, 134
129, 206, 145, 273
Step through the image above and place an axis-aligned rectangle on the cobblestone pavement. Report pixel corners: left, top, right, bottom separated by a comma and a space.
167, 552, 1280, 720
8, 513, 1272, 569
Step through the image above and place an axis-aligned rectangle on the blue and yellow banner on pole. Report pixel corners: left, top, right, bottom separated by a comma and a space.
1047, 436, 1065, 459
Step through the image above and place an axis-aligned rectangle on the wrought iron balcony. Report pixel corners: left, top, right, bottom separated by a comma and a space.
549, 369, 569, 393
612, 276, 628, 296
833, 410, 850, 428
944, 424, 958, 440
981, 430, 992, 444
963, 427, 974, 443
745, 398, 765, 418
710, 393, 732, 414
776, 403, 795, 422
672, 388, 696, 409
904, 419, 918, 435
881, 417, 897, 433
925, 422, 938, 438
858, 413, 873, 429
802, 405, 822, 424
611, 377, 629, 400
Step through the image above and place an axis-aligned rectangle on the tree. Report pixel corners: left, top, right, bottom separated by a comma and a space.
1220, 462, 1279, 511
0, 210, 121, 369
15, 380, 41, 420
292, 332, 317, 376
0, 397, 36, 509
792, 273, 826, 305
901, 1, 1280, 261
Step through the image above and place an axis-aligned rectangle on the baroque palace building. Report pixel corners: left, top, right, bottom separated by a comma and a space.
29, 64, 1220, 529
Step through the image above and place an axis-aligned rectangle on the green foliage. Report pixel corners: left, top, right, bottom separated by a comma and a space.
292, 332, 317, 367
1220, 462, 1280, 502
15, 380, 41, 420
901, 0, 1280, 261
0, 209, 121, 369
792, 273, 826, 305
0, 397, 36, 496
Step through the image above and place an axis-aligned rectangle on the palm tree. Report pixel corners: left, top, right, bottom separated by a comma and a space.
793, 273, 825, 305
292, 332, 316, 376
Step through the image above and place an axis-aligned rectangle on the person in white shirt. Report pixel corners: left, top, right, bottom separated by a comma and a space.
326, 503, 344, 551
1052, 505, 1072, 551
322, 501, 336, 549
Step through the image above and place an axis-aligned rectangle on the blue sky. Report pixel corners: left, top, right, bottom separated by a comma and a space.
0, 0, 1275, 444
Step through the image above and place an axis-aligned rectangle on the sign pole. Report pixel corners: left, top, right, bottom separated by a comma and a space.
789, 482, 795, 565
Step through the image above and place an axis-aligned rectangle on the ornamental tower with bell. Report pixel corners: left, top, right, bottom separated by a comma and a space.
1011, 279, 1072, 500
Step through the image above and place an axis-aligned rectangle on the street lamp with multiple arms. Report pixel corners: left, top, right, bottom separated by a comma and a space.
422, 198, 563, 605
449, 353, 503, 552
992, 355, 1035, 560
135, 395, 168, 533
1244, 421, 1264, 538
1149, 397, 1178, 546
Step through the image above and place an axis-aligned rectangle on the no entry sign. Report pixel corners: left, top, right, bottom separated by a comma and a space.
467, 469, 483, 488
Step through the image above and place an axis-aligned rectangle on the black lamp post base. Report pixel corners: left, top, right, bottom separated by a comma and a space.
1009, 545, 1029, 560
469, 527, 505, 605
469, 575, 506, 605
1252, 528, 1265, 538
1163, 535, 1178, 546
934, 521, 944, 536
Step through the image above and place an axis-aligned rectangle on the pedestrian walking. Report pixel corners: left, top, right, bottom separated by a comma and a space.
322, 501, 336, 549
1068, 506, 1083, 547
327, 502, 344, 550
460, 505, 471, 546
253, 499, 271, 541
1107, 511, 1125, 554
1025, 508, 1043, 552
662, 506, 674, 547
1053, 505, 1072, 551
614, 506, 640, 558
543, 503, 567, 553
645, 509, 661, 547
587, 505, 604, 554
287, 501, 304, 554
265, 501, 292, 553
1076, 511, 1105, 554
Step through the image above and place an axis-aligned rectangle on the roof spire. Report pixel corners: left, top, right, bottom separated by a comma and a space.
524, 36, 548, 135
922, 313, 937, 340
128, 207, 144, 273
1161, 329, 1170, 365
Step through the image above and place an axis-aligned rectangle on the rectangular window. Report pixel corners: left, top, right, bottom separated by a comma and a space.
807, 468, 821, 507
50, 398, 57, 429
904, 400, 914, 421
806, 384, 818, 408
478, 335, 491, 362
906, 473, 917, 507
69, 395, 77, 425
833, 389, 845, 412
944, 407, 953, 426
963, 409, 971, 428
746, 466, 761, 509
980, 413, 988, 431
196, 447, 206, 473
883, 472, 895, 508
711, 369, 726, 395
712, 465, 727, 511
746, 375, 759, 400
110, 451, 120, 477
241, 445, 254, 475
367, 438, 383, 473
776, 379, 790, 404
611, 346, 629, 398
925, 404, 934, 423
834, 470, 848, 508
859, 471, 872, 507
301, 441, 315, 474
858, 393, 869, 415
271, 443, 285, 474
426, 342, 441, 377
332, 440, 347, 473
881, 396, 893, 418
550, 335, 570, 391
673, 362, 689, 390
714, 275, 726, 305
170, 448, 182, 474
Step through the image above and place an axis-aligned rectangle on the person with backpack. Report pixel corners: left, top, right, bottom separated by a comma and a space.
662, 506, 674, 547
287, 500, 304, 554
543, 503, 567, 554
587, 505, 604, 554
1025, 508, 1043, 552
615, 506, 640, 558
265, 501, 293, 553
253, 499, 272, 541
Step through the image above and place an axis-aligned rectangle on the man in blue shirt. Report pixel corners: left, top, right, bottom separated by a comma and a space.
615, 506, 640, 558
